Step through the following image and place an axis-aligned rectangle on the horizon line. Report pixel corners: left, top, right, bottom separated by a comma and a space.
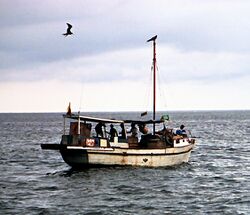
0, 109, 249, 114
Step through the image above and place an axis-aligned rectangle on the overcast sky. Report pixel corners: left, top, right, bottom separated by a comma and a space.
0, 0, 249, 112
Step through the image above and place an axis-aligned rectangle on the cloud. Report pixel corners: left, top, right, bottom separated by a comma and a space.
157, 46, 250, 84
1, 0, 250, 72
0, 0, 250, 111
1, 44, 249, 86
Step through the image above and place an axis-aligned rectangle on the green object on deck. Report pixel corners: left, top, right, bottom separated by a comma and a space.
161, 114, 170, 121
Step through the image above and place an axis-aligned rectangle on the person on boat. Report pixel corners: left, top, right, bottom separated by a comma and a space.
108, 124, 118, 141
119, 123, 126, 139
128, 123, 138, 137
176, 124, 187, 137
156, 124, 174, 146
139, 123, 149, 134
95, 122, 105, 137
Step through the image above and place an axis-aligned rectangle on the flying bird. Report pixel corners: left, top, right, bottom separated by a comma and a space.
63, 23, 73, 36
147, 35, 157, 42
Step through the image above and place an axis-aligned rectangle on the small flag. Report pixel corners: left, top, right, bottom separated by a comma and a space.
66, 102, 72, 115
141, 111, 147, 117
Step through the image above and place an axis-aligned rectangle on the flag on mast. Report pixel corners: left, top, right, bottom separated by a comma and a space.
66, 102, 72, 116
147, 35, 157, 42
141, 111, 148, 117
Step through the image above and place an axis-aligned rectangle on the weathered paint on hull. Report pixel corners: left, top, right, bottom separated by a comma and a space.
60, 144, 194, 167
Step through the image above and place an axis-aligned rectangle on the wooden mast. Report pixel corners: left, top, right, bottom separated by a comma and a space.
153, 38, 156, 134
147, 35, 157, 135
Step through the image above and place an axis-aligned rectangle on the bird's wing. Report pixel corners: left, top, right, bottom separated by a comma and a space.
66, 23, 72, 30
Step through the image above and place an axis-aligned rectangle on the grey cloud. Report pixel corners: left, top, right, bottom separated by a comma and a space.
1, 0, 250, 82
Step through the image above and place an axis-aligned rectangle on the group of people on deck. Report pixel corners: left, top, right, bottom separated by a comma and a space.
95, 122, 137, 141
95, 122, 123, 141
95, 121, 187, 142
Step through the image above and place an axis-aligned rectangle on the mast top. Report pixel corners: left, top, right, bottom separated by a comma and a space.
147, 35, 157, 43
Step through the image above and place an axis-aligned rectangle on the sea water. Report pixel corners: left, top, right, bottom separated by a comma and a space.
0, 111, 249, 214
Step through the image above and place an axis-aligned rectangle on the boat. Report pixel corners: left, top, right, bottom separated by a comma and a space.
41, 35, 196, 167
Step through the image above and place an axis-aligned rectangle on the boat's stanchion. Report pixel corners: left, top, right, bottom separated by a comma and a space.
77, 113, 81, 145
63, 116, 66, 135
77, 112, 81, 135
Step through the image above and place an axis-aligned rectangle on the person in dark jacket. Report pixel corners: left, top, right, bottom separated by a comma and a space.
109, 124, 118, 141
95, 122, 104, 137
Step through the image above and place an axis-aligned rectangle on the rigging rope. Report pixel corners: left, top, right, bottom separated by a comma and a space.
142, 60, 153, 115
79, 82, 85, 113
157, 65, 168, 110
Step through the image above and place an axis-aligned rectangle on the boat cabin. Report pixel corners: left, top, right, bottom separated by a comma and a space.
61, 114, 192, 149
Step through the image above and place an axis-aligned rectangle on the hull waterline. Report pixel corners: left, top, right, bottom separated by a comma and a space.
60, 144, 194, 167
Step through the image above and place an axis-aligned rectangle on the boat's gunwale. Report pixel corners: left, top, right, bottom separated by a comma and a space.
64, 144, 194, 156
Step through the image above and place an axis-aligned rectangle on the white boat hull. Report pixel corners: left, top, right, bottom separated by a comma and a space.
60, 144, 194, 167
